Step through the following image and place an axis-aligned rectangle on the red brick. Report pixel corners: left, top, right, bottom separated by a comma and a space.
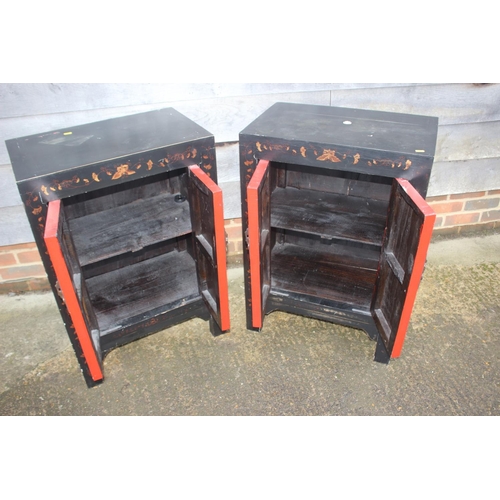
0, 264, 47, 281
481, 210, 500, 222
0, 280, 31, 294
227, 240, 243, 255
465, 198, 500, 211
450, 191, 486, 200
0, 253, 17, 267
0, 244, 23, 253
28, 278, 51, 292
0, 242, 36, 253
444, 212, 480, 226
224, 224, 243, 240
433, 226, 460, 236
458, 221, 497, 234
224, 218, 242, 227
434, 216, 444, 227
428, 201, 463, 214
426, 195, 448, 203
17, 250, 43, 264
487, 189, 500, 196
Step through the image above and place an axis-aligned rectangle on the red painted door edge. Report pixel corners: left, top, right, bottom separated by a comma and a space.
44, 200, 103, 382
189, 165, 230, 331
391, 178, 436, 358
247, 160, 270, 329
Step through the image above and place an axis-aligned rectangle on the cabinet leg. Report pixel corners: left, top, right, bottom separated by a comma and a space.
209, 316, 224, 337
374, 336, 390, 364
365, 325, 378, 341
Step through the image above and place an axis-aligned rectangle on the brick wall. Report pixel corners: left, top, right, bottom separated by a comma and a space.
428, 189, 500, 235
0, 243, 49, 293
1, 192, 499, 294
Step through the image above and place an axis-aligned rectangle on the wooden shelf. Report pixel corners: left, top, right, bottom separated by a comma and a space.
85, 249, 199, 336
271, 187, 388, 246
69, 192, 192, 266
271, 242, 379, 310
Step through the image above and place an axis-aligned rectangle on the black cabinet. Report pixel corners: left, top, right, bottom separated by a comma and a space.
6, 108, 230, 386
239, 102, 438, 362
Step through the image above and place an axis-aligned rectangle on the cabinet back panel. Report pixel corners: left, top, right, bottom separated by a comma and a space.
275, 162, 393, 202
64, 169, 187, 219
85, 248, 199, 336
271, 242, 376, 309
271, 186, 388, 247
278, 229, 381, 270
67, 189, 192, 267
82, 234, 193, 279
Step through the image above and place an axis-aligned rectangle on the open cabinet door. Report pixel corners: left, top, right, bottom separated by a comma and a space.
44, 200, 103, 382
188, 166, 230, 332
247, 160, 271, 329
371, 178, 436, 361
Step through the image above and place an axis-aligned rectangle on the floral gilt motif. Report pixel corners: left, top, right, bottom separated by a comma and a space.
35, 145, 201, 202
112, 164, 136, 180
28, 145, 206, 236
317, 149, 342, 163
253, 140, 413, 173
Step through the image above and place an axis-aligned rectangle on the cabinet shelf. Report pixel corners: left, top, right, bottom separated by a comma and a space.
85, 249, 199, 336
271, 242, 379, 310
69, 192, 192, 267
271, 187, 388, 247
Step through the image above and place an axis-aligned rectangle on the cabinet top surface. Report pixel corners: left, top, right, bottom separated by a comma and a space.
240, 102, 439, 157
6, 107, 213, 182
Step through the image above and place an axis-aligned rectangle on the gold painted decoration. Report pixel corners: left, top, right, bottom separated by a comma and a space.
253, 140, 414, 172
26, 144, 205, 238
112, 164, 136, 180
317, 149, 342, 163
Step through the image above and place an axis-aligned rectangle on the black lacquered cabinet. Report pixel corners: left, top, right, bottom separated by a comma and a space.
6, 108, 230, 386
240, 102, 438, 362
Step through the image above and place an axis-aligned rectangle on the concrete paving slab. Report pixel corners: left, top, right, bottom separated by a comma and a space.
0, 232, 499, 415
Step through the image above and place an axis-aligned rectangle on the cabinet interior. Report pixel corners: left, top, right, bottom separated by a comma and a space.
268, 162, 393, 310
61, 167, 200, 337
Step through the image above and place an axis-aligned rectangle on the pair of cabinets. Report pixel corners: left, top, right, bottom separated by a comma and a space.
7, 103, 438, 386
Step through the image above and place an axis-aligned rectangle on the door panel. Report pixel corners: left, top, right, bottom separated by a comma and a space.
247, 160, 271, 328
371, 178, 436, 358
188, 165, 230, 332
44, 199, 103, 382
